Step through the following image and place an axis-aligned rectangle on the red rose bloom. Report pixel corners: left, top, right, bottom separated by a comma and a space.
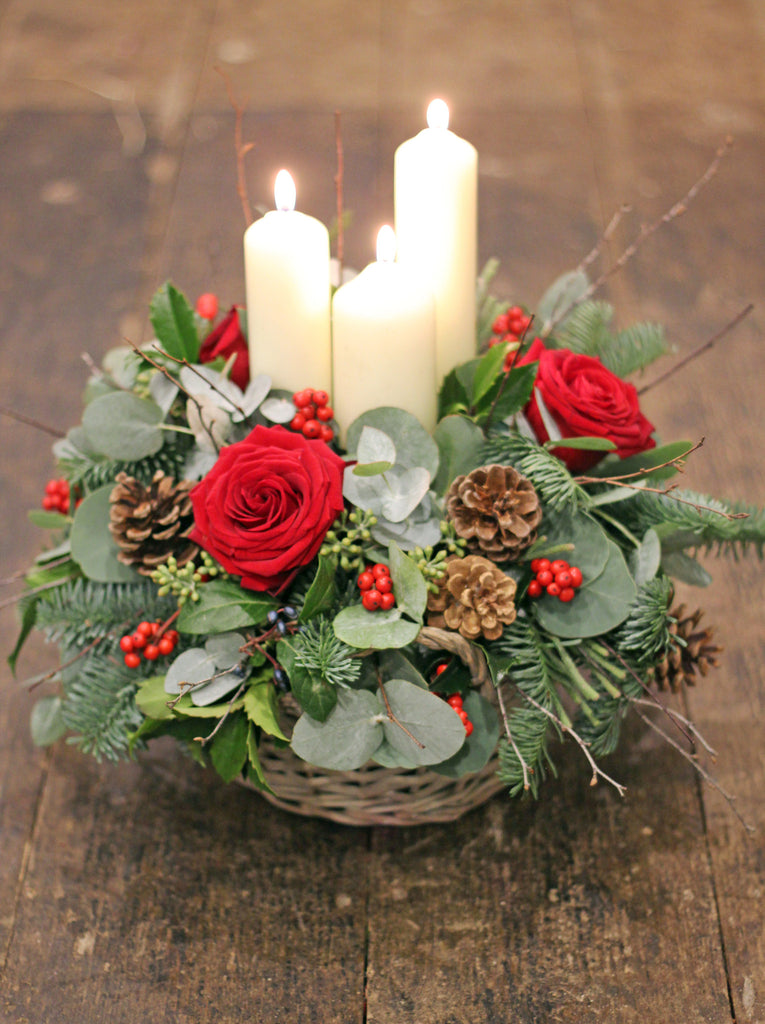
199, 306, 250, 391
517, 338, 656, 473
189, 425, 345, 593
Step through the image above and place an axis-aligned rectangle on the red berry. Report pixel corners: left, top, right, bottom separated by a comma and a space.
312, 390, 330, 408
546, 582, 561, 597
379, 592, 396, 611
124, 652, 141, 669
143, 644, 160, 661
44, 480, 59, 495
375, 576, 393, 594
302, 419, 321, 439
458, 709, 470, 723
555, 570, 573, 588
166, 630, 180, 645
289, 413, 306, 432
41, 495, 56, 510
434, 663, 449, 676
119, 636, 134, 653
446, 694, 463, 709
559, 587, 576, 603
131, 632, 147, 650
536, 569, 553, 587
195, 293, 219, 320
569, 566, 583, 588
551, 559, 570, 574
530, 558, 543, 573
371, 564, 390, 579
292, 388, 314, 407
319, 425, 334, 443
158, 637, 175, 656
297, 402, 317, 419
362, 589, 382, 611
527, 579, 543, 599
535, 558, 551, 574
137, 621, 155, 637
316, 405, 334, 422
55, 479, 69, 496
357, 571, 375, 591
464, 719, 474, 737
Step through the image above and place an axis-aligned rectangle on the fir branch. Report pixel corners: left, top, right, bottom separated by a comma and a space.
496, 707, 553, 798
622, 490, 764, 558
291, 618, 361, 688
56, 436, 192, 491
607, 576, 675, 667
60, 651, 144, 762
482, 430, 591, 511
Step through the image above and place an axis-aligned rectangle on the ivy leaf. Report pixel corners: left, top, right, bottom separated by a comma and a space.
534, 539, 637, 637
300, 555, 337, 621
70, 486, 141, 584
177, 579, 276, 634
30, 696, 67, 747
290, 689, 384, 770
149, 281, 201, 363
381, 679, 466, 766
432, 415, 485, 495
388, 543, 427, 621
210, 712, 249, 783
333, 605, 422, 650
430, 691, 500, 778
244, 681, 288, 741
81, 392, 165, 460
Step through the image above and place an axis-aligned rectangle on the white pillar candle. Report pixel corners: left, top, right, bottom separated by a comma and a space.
332, 226, 437, 441
244, 169, 332, 392
394, 99, 478, 383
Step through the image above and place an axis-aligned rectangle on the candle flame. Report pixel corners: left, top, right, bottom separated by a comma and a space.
376, 225, 397, 263
426, 98, 450, 130
274, 169, 296, 212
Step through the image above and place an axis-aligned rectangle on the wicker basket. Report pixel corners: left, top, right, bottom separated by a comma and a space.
246, 626, 506, 827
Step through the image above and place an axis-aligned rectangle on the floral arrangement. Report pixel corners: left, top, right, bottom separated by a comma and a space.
10, 249, 763, 811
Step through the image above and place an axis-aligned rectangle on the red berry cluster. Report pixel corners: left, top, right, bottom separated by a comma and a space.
41, 478, 72, 514
195, 292, 219, 321
357, 563, 396, 611
120, 621, 180, 669
445, 693, 474, 737
289, 388, 335, 443
489, 305, 534, 371
527, 558, 583, 603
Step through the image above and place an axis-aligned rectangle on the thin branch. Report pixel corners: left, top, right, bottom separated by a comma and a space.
495, 680, 531, 790
215, 66, 255, 225
153, 345, 246, 418
196, 681, 248, 747
521, 690, 627, 796
334, 109, 344, 273
0, 575, 76, 611
631, 697, 717, 758
0, 405, 65, 439
544, 136, 734, 333
579, 203, 632, 274
638, 304, 754, 396
21, 634, 106, 691
577, 438, 704, 484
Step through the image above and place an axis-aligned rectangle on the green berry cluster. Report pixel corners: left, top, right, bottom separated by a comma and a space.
412, 522, 468, 593
320, 508, 378, 572
151, 550, 224, 605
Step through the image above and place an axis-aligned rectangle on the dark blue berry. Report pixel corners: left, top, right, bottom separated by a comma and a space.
282, 606, 297, 620
267, 610, 279, 626
276, 619, 288, 636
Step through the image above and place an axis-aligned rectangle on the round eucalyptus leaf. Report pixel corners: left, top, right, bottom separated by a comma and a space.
430, 691, 500, 778
381, 679, 466, 766
290, 689, 384, 770
70, 486, 141, 584
81, 392, 165, 460
346, 407, 439, 478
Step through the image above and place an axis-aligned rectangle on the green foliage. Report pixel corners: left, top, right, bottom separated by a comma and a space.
70, 486, 141, 583
291, 618, 362, 688
608, 575, 675, 667
176, 579, 276, 634
551, 299, 669, 377
60, 651, 145, 761
149, 281, 201, 363
475, 258, 507, 347
482, 430, 592, 511
55, 433, 193, 492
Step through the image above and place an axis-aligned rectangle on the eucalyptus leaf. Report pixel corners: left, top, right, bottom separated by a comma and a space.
379, 650, 429, 690
276, 639, 337, 722
290, 689, 384, 770
661, 550, 712, 587
356, 425, 397, 467
372, 738, 421, 768
30, 695, 67, 747
380, 466, 431, 522
630, 529, 662, 586
81, 392, 165, 460
535, 539, 637, 638
236, 374, 272, 420
432, 415, 485, 495
388, 543, 428, 621
149, 372, 179, 415
539, 509, 611, 579
381, 679, 466, 766
70, 486, 141, 584
346, 408, 439, 477
333, 605, 422, 650
28, 510, 70, 529
431, 691, 501, 778
260, 395, 296, 423
177, 579, 276, 634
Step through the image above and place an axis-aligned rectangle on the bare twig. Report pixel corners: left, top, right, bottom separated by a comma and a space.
495, 681, 531, 790
0, 404, 65, 439
215, 66, 255, 225
638, 303, 754, 396
631, 698, 718, 758
196, 682, 248, 746
22, 634, 105, 691
153, 346, 247, 418
334, 109, 344, 273
0, 575, 76, 611
544, 137, 735, 334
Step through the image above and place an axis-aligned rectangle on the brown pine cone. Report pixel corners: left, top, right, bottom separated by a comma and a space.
445, 464, 542, 563
426, 555, 517, 641
109, 471, 198, 574
650, 604, 723, 691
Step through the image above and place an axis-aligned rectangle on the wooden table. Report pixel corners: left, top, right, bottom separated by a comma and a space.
1, 2, 763, 1021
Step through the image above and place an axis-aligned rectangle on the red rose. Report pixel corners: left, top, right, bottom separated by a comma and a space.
517, 338, 656, 473
189, 425, 345, 592
199, 306, 250, 391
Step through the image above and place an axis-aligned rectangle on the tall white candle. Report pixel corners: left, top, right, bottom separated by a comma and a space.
332, 226, 437, 440
394, 99, 478, 383
244, 169, 332, 392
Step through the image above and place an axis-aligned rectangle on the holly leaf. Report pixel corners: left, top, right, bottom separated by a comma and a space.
177, 579, 276, 634
471, 343, 511, 407
149, 281, 201, 363
244, 680, 288, 741
487, 361, 538, 422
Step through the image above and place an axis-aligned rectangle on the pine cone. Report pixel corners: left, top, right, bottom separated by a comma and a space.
426, 555, 517, 641
109, 471, 198, 574
650, 604, 723, 691
445, 464, 542, 562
